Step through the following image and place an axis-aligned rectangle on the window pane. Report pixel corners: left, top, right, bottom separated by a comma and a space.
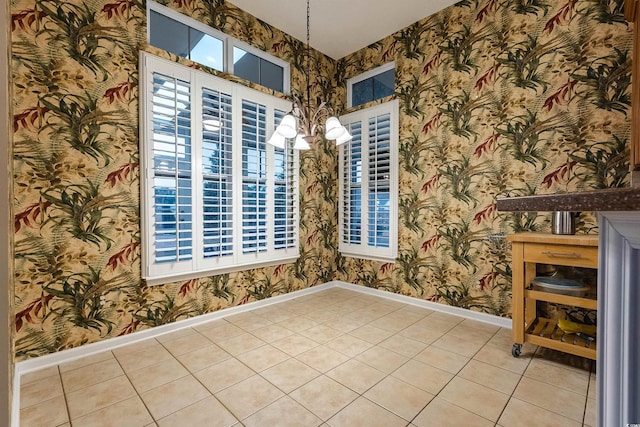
352, 79, 373, 108
373, 69, 395, 100
261, 58, 284, 92
234, 47, 260, 86
149, 11, 189, 58
189, 28, 223, 71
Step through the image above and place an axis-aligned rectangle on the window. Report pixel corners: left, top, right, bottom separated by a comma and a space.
339, 100, 399, 262
347, 63, 395, 108
140, 53, 299, 285
147, 1, 290, 93
232, 46, 285, 93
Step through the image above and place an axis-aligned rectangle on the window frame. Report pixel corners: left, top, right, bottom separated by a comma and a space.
346, 62, 395, 109
338, 100, 399, 262
228, 39, 291, 94
147, 0, 290, 94
140, 52, 299, 286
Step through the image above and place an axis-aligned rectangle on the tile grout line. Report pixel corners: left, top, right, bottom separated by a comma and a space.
153, 328, 245, 424
110, 346, 159, 425
56, 364, 73, 427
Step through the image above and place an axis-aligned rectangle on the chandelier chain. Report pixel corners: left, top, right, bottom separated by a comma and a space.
306, 0, 311, 112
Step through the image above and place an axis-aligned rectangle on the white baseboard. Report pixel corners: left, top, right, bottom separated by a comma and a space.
15, 282, 334, 377
333, 281, 512, 329
12, 280, 511, 425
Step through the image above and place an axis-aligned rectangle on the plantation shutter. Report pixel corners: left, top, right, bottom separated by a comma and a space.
150, 71, 194, 268
141, 53, 299, 285
273, 110, 298, 250
201, 87, 234, 259
341, 121, 363, 245
240, 99, 268, 254
368, 113, 391, 248
339, 100, 398, 262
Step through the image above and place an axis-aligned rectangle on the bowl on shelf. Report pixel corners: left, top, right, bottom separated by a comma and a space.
531, 276, 590, 297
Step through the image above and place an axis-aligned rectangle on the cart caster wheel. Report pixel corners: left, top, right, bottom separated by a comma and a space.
512, 343, 522, 358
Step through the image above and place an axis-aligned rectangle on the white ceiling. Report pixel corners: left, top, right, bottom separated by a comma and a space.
229, 0, 458, 60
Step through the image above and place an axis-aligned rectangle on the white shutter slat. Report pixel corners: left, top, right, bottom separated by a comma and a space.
368, 113, 392, 249
241, 99, 268, 254
201, 86, 234, 259
151, 71, 193, 264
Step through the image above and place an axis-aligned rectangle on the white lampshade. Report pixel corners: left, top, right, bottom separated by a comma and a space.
335, 128, 352, 146
276, 114, 298, 138
324, 116, 345, 140
267, 132, 286, 149
293, 134, 310, 150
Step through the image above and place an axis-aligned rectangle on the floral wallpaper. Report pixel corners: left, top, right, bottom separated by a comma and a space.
334, 0, 631, 315
10, 0, 631, 361
10, 0, 339, 360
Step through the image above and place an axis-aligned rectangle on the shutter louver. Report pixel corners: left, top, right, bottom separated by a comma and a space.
241, 100, 268, 254
273, 110, 297, 250
202, 87, 234, 258
151, 72, 193, 263
368, 113, 391, 248
342, 122, 362, 245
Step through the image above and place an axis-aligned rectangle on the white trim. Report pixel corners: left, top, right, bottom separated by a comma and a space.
144, 257, 299, 286
15, 283, 335, 375
15, 280, 510, 377
347, 62, 395, 108
332, 281, 512, 329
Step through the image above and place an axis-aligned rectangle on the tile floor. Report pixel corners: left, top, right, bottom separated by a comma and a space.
19, 287, 597, 427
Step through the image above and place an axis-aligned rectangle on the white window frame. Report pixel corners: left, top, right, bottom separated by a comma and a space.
147, 1, 290, 94
347, 62, 395, 109
228, 38, 291, 94
338, 100, 399, 262
140, 53, 299, 286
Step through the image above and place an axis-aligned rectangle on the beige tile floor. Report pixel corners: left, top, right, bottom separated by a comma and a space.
19, 288, 597, 427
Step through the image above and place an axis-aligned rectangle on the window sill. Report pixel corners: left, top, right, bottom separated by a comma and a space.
144, 256, 299, 286
339, 251, 396, 264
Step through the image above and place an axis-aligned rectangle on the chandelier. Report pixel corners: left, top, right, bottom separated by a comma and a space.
267, 0, 352, 150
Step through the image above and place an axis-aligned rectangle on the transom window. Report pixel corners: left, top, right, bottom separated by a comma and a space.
339, 100, 399, 262
147, 1, 290, 94
347, 63, 395, 108
140, 53, 299, 285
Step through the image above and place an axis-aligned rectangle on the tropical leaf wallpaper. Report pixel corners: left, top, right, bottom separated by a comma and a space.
9, 0, 630, 360
335, 0, 631, 314
10, 0, 339, 360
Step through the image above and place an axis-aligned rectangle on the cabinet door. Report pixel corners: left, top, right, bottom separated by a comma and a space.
625, 0, 640, 171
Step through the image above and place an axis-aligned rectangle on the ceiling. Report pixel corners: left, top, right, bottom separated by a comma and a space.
229, 0, 458, 60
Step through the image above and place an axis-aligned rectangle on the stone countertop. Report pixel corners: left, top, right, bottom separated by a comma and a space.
496, 186, 640, 212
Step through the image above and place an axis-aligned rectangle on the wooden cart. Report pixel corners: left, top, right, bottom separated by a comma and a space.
508, 233, 598, 360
